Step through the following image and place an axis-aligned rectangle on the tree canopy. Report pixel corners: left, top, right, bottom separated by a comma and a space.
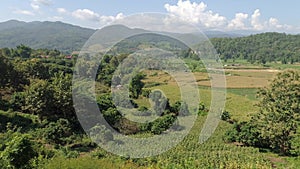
211, 32, 300, 64
226, 70, 300, 155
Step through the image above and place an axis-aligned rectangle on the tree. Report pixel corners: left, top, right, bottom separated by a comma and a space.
253, 70, 300, 155
23, 80, 54, 120
16, 44, 32, 58
0, 54, 28, 90
227, 70, 300, 155
0, 133, 37, 169
102, 108, 122, 126
0, 48, 11, 58
150, 114, 176, 134
51, 72, 75, 120
42, 119, 72, 145
129, 72, 145, 99
21, 59, 50, 79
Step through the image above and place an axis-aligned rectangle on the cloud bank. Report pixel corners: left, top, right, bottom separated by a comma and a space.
12, 0, 297, 32
164, 0, 294, 32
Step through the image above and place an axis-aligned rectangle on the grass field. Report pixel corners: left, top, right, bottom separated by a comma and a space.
140, 69, 265, 121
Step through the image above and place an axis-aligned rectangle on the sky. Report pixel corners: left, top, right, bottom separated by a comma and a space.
1, 0, 299, 33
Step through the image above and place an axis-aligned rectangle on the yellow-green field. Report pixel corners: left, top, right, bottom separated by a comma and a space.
138, 68, 278, 120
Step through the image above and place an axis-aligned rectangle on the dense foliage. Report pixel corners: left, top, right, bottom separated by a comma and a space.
212, 32, 300, 64
0, 30, 300, 168
226, 70, 300, 155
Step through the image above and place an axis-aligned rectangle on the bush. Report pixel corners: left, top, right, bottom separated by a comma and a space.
290, 129, 300, 156
9, 92, 26, 111
221, 110, 231, 121
42, 119, 72, 145
141, 89, 151, 97
150, 114, 176, 134
224, 121, 268, 148
90, 148, 107, 159
102, 108, 122, 126
0, 134, 37, 169
198, 102, 208, 116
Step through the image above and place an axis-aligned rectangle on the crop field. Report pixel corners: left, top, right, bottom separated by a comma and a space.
128, 68, 295, 168
139, 69, 271, 121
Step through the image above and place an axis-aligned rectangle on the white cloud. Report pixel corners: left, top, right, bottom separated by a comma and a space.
57, 8, 67, 14
13, 9, 35, 16
164, 0, 227, 29
71, 8, 124, 26
228, 13, 248, 30
251, 9, 264, 30
99, 13, 124, 24
30, 3, 40, 10
164, 1, 295, 32
267, 17, 294, 32
249, 9, 294, 31
30, 0, 51, 10
72, 9, 100, 21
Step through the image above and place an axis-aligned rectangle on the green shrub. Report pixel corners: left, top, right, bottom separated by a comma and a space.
90, 148, 107, 159
150, 114, 176, 134
221, 110, 231, 121
141, 89, 151, 97
0, 134, 37, 169
9, 92, 26, 111
198, 102, 208, 116
42, 119, 72, 145
58, 147, 80, 158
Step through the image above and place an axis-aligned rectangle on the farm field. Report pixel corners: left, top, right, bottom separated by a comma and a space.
118, 67, 296, 168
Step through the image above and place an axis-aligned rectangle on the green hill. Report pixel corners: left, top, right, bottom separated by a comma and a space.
0, 20, 95, 53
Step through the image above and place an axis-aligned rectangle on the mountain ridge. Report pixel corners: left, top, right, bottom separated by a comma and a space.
0, 20, 276, 53
0, 20, 96, 53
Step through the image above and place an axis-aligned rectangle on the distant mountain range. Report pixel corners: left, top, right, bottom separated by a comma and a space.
0, 20, 95, 53
0, 20, 249, 53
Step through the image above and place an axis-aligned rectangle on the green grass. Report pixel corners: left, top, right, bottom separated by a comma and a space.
266, 63, 300, 70
226, 88, 258, 101
40, 156, 148, 169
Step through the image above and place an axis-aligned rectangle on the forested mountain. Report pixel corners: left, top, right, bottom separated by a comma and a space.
0, 20, 243, 53
0, 20, 95, 53
1, 20, 300, 64
211, 32, 300, 64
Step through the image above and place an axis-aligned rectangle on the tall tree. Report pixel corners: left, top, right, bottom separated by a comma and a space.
227, 70, 300, 155
23, 80, 54, 120
0, 54, 27, 90
129, 72, 145, 99
253, 70, 300, 155
16, 44, 32, 58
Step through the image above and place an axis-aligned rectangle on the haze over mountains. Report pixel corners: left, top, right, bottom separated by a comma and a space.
0, 20, 248, 53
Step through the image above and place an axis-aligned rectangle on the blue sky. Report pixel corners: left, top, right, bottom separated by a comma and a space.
1, 0, 299, 33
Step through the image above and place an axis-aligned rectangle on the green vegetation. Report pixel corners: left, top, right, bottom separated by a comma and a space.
212, 32, 300, 64
0, 30, 300, 169
226, 70, 300, 156
0, 20, 95, 53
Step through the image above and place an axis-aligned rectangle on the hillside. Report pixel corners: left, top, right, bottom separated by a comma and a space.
0, 20, 244, 53
0, 20, 95, 53
211, 32, 300, 64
